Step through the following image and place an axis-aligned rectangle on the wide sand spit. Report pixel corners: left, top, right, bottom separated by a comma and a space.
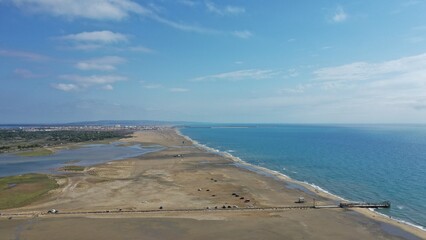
1, 128, 425, 240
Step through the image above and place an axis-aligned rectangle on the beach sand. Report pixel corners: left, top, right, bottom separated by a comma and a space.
1, 128, 425, 240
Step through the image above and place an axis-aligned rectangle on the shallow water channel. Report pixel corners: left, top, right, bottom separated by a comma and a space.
0, 142, 161, 177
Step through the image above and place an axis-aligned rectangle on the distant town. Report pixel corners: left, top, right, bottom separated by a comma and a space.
0, 124, 166, 154
6, 125, 162, 132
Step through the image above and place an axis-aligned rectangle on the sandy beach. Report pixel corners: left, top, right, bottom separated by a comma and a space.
1, 128, 425, 240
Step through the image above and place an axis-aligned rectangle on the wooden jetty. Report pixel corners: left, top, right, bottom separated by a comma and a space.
339, 201, 390, 209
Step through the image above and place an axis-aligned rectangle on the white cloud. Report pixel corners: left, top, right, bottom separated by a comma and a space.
128, 45, 155, 53
75, 56, 125, 71
169, 88, 189, 92
225, 6, 246, 15
283, 68, 299, 79
60, 74, 126, 85
0, 49, 49, 61
11, 1, 248, 38
52, 83, 79, 92
53, 74, 126, 91
11, 0, 150, 20
148, 3, 165, 13
143, 84, 162, 89
205, 1, 245, 15
102, 84, 114, 90
293, 52, 426, 116
231, 53, 426, 123
314, 53, 426, 81
280, 84, 312, 94
60, 31, 127, 43
150, 14, 221, 35
72, 44, 103, 50
332, 6, 347, 23
232, 30, 253, 39
192, 69, 280, 82
153, 16, 249, 38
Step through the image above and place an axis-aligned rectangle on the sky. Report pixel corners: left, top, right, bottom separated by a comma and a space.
1, 0, 426, 124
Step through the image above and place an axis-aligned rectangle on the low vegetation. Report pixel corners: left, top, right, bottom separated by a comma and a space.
0, 130, 132, 153
0, 173, 58, 209
16, 148, 54, 157
60, 165, 85, 172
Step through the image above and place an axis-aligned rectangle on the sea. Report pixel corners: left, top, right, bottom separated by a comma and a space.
180, 124, 426, 230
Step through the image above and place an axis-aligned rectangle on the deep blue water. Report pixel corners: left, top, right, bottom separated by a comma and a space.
181, 124, 426, 229
0, 142, 160, 177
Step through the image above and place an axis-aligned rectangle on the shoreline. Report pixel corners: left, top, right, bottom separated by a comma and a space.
175, 127, 426, 234
1, 128, 425, 240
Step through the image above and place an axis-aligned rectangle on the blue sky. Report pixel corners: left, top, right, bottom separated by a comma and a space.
1, 0, 426, 124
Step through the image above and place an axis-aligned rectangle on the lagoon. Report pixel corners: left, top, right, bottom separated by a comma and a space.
0, 142, 160, 177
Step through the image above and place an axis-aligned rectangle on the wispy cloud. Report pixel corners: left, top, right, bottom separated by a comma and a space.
153, 15, 249, 37
205, 1, 245, 16
332, 6, 348, 23
232, 30, 253, 39
14, 68, 45, 78
128, 45, 155, 53
169, 88, 189, 92
11, 0, 151, 21
53, 74, 126, 91
58, 31, 130, 51
406, 25, 426, 44
236, 53, 426, 122
402, 0, 422, 7
75, 56, 125, 71
280, 84, 312, 94
0, 49, 49, 61
179, 0, 197, 7
283, 68, 299, 79
11, 1, 248, 38
407, 36, 425, 43
150, 14, 221, 35
192, 69, 280, 82
143, 84, 163, 89
60, 74, 126, 85
60, 31, 127, 43
314, 53, 426, 81
296, 52, 426, 114
102, 84, 114, 90
71, 44, 104, 51
52, 83, 79, 92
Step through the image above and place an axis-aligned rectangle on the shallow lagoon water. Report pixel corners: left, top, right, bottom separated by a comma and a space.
0, 142, 160, 177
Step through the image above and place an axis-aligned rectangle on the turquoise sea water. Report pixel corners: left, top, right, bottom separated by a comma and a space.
181, 124, 426, 230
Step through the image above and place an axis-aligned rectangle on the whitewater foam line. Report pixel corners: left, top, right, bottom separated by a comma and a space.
176, 128, 345, 199
175, 127, 426, 232
368, 208, 426, 232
